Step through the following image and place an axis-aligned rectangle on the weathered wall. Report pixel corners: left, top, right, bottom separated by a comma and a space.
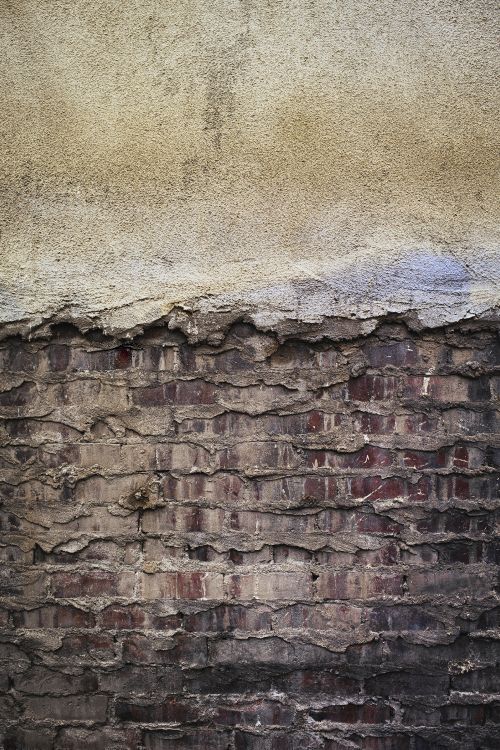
0, 0, 499, 333
0, 320, 499, 748
1, 2, 499, 748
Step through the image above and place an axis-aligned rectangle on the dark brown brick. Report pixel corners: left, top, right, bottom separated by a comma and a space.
215, 700, 294, 727
115, 698, 199, 723
52, 571, 135, 598
309, 701, 393, 723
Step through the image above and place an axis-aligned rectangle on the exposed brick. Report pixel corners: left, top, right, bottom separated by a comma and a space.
122, 633, 207, 667
52, 571, 135, 598
143, 730, 232, 750
408, 569, 493, 597
2, 320, 498, 747
366, 671, 449, 697
309, 702, 393, 724
305, 445, 393, 470
355, 411, 396, 434
184, 604, 272, 632
368, 606, 444, 631
215, 700, 294, 727
3, 728, 56, 750
349, 475, 430, 502
56, 633, 116, 661
226, 573, 312, 601
142, 506, 225, 534
23, 695, 108, 722
13, 666, 98, 695
316, 572, 403, 600
141, 572, 224, 600
53, 727, 141, 750
100, 604, 147, 629
347, 375, 399, 401
277, 670, 361, 695
132, 380, 218, 406
363, 340, 419, 368
115, 698, 199, 723
273, 602, 362, 630
12, 605, 95, 628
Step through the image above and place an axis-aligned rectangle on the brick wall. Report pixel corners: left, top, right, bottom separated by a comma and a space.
0, 319, 499, 749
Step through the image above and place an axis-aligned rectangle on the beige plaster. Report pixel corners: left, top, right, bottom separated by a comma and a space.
0, 0, 498, 333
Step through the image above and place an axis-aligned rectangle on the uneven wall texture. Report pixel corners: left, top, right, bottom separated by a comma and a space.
0, 318, 499, 749
0, 0, 499, 332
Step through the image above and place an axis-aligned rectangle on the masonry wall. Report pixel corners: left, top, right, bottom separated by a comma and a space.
0, 318, 499, 749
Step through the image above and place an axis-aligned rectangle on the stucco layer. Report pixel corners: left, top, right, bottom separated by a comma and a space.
0, 0, 499, 333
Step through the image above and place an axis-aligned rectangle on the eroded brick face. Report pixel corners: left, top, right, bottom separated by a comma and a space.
0, 319, 499, 749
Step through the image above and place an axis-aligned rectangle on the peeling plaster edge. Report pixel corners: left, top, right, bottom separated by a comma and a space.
0, 294, 499, 345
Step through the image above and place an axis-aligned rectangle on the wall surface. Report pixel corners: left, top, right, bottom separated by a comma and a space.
0, 320, 499, 749
0, 0, 499, 334
1, 2, 500, 749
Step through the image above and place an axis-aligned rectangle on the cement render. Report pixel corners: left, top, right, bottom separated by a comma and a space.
0, 0, 499, 334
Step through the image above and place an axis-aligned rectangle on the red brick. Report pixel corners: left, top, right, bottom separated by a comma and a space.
306, 445, 393, 470
279, 670, 361, 695
226, 573, 312, 601
402, 412, 440, 433
368, 606, 444, 631
132, 380, 218, 406
355, 412, 396, 434
2, 728, 54, 749
256, 475, 338, 505
184, 604, 272, 632
350, 476, 430, 502
228, 510, 317, 534
316, 572, 402, 600
363, 340, 418, 368
52, 571, 135, 598
402, 448, 447, 469
155, 443, 211, 471
100, 604, 147, 629
55, 727, 141, 750
357, 542, 400, 565
12, 605, 95, 628
57, 633, 116, 661
142, 506, 225, 534
217, 442, 300, 471
161, 474, 245, 504
0, 382, 36, 407
415, 509, 493, 535
273, 603, 362, 630
347, 375, 399, 401
0, 346, 39, 373
402, 375, 480, 401
141, 572, 224, 600
437, 474, 498, 501
355, 514, 403, 534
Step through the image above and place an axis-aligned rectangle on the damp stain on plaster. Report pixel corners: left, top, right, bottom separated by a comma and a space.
0, 0, 498, 331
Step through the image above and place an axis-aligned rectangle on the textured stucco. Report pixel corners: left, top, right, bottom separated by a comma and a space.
0, 0, 499, 334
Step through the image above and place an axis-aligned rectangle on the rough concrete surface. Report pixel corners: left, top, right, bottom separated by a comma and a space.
0, 0, 499, 334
